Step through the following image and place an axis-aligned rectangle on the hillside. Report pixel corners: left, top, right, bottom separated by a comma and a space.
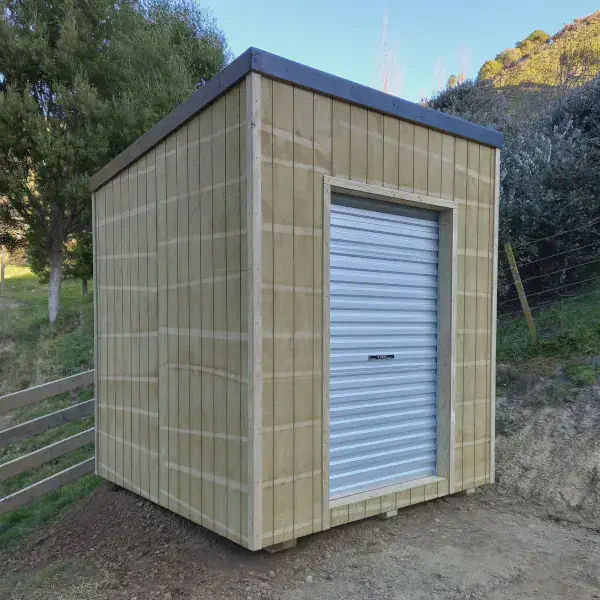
478, 11, 600, 90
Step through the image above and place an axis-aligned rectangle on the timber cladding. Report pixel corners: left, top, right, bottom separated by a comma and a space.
94, 81, 251, 546
92, 52, 501, 551
259, 78, 497, 543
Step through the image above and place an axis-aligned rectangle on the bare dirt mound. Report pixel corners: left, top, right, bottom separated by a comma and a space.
494, 366, 600, 529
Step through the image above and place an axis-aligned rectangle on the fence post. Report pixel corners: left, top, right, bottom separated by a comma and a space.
505, 243, 536, 341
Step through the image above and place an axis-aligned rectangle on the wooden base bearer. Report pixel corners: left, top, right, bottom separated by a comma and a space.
90, 48, 502, 551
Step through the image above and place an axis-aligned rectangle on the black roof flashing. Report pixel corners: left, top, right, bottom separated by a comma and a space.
90, 47, 504, 192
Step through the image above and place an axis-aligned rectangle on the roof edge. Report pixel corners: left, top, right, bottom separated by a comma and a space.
90, 47, 504, 193
251, 48, 504, 150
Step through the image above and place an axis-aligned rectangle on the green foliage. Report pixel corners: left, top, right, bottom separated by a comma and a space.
477, 13, 600, 89
526, 29, 551, 45
478, 59, 503, 81
0, 0, 230, 321
62, 233, 93, 286
563, 364, 600, 386
496, 287, 600, 362
496, 47, 522, 66
548, 379, 571, 402
515, 39, 536, 56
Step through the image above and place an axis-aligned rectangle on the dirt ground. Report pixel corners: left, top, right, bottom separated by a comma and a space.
1, 369, 599, 600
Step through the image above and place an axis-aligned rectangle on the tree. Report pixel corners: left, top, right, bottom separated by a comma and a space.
496, 47, 522, 67
64, 233, 93, 296
0, 0, 230, 323
478, 59, 503, 82
446, 74, 458, 89
429, 74, 600, 303
527, 29, 550, 45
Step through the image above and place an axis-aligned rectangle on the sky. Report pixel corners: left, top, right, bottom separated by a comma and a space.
207, 1, 600, 102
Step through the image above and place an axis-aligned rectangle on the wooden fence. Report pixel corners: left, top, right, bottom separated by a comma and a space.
0, 370, 95, 515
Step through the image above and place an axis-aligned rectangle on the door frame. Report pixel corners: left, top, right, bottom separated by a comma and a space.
322, 176, 458, 528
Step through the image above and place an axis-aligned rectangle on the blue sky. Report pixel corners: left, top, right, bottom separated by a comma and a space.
208, 1, 600, 102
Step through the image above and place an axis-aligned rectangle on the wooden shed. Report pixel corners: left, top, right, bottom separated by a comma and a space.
90, 48, 503, 551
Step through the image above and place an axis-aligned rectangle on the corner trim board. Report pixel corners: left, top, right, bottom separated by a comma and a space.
489, 150, 500, 484
246, 72, 263, 550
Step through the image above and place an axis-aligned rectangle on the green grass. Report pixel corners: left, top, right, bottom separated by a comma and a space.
563, 364, 600, 387
0, 475, 101, 550
0, 266, 101, 550
497, 287, 600, 363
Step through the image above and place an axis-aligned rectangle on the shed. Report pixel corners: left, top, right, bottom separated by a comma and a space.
90, 47, 503, 551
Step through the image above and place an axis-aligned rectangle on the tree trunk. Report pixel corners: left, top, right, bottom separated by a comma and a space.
82, 278, 88, 297
48, 242, 63, 325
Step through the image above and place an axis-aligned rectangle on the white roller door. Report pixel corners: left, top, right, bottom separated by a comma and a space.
329, 197, 439, 500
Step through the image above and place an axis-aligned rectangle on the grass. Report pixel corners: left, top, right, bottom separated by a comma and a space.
0, 265, 101, 550
497, 286, 600, 363
563, 364, 600, 387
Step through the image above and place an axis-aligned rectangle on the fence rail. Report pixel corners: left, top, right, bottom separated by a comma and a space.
0, 370, 95, 516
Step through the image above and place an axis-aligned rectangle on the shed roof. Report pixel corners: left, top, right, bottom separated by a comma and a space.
90, 47, 504, 192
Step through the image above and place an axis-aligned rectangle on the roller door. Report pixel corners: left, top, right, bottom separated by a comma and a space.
329, 197, 439, 499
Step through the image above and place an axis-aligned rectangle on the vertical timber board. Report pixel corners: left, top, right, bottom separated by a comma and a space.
212, 95, 228, 537
313, 93, 332, 533
453, 138, 467, 492
225, 87, 242, 544
438, 133, 456, 498
462, 142, 480, 491
199, 106, 215, 531
245, 73, 262, 550
414, 125, 428, 195
130, 162, 140, 495
271, 80, 294, 545
138, 155, 150, 499
427, 130, 442, 199
292, 86, 315, 539
399, 121, 415, 193
157, 139, 170, 507
239, 78, 249, 547
260, 76, 275, 547
106, 179, 116, 481
92, 191, 100, 476
177, 124, 191, 519
122, 167, 132, 490
94, 190, 104, 478
382, 115, 399, 190
114, 172, 125, 487
475, 146, 492, 488
489, 151, 500, 484
349, 106, 367, 184
367, 111, 384, 187
332, 101, 350, 180
188, 114, 202, 523
147, 148, 160, 504
165, 132, 180, 514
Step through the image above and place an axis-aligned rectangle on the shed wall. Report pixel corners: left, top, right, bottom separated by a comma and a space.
259, 76, 498, 546
94, 81, 251, 546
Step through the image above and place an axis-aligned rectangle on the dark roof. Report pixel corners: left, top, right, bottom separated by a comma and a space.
90, 47, 504, 192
